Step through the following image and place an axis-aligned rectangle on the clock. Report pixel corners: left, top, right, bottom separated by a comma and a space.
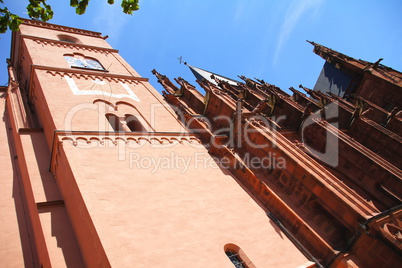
65, 56, 106, 71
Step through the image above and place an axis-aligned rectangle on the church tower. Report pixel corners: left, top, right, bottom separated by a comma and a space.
1, 19, 311, 267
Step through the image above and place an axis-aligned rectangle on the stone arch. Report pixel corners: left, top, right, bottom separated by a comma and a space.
92, 99, 116, 131
115, 101, 154, 132
115, 101, 137, 109
93, 99, 116, 112
63, 53, 105, 71
63, 52, 85, 58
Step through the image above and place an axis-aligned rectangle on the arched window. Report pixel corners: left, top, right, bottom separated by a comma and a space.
224, 244, 254, 268
106, 114, 147, 132
225, 251, 246, 268
64, 54, 106, 71
106, 114, 124, 132
57, 34, 81, 44
125, 114, 146, 132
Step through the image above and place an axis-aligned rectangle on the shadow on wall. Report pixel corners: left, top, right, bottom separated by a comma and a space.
313, 62, 352, 97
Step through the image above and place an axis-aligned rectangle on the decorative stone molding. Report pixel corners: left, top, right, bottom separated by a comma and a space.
33, 64, 148, 83
46, 70, 141, 85
22, 19, 102, 38
361, 117, 402, 143
60, 135, 202, 148
29, 37, 117, 55
381, 222, 402, 243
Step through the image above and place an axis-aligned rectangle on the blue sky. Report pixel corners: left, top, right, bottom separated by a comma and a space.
1, 0, 401, 94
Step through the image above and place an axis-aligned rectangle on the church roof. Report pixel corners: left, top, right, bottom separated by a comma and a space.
185, 63, 240, 86
308, 41, 402, 87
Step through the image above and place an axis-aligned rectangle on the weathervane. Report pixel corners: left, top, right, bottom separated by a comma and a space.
177, 56, 184, 64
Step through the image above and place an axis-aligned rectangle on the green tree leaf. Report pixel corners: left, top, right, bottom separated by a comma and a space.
0, 0, 140, 33
121, 0, 139, 15
70, 0, 79, 7
0, 6, 22, 33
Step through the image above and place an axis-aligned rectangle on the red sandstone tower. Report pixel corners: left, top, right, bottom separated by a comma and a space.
0, 19, 401, 267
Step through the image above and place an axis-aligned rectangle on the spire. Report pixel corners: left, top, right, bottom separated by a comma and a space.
185, 63, 240, 86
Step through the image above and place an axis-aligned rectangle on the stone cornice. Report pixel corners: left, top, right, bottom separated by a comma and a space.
360, 117, 402, 143
21, 18, 102, 38
56, 131, 201, 146
22, 35, 118, 54
28, 65, 149, 102
31, 65, 148, 83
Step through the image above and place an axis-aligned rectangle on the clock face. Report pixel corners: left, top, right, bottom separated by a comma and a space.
83, 59, 104, 70
65, 56, 105, 71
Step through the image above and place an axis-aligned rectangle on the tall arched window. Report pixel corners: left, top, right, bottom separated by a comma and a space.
225, 251, 246, 268
224, 244, 254, 268
106, 114, 124, 132
125, 114, 146, 132
106, 114, 147, 132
